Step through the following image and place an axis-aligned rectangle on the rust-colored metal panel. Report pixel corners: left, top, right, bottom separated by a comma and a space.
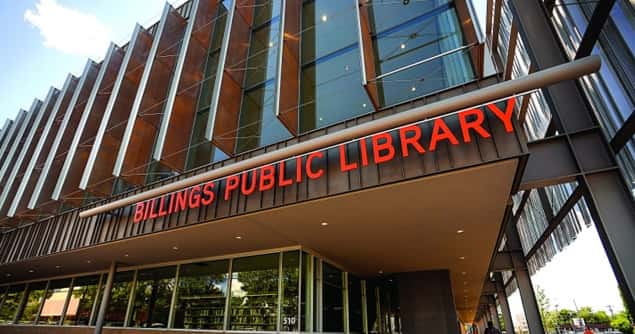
357, 0, 380, 110
34, 62, 100, 210
211, 0, 254, 154
85, 28, 154, 197
119, 8, 188, 186
455, 0, 484, 77
0, 90, 60, 219
158, 0, 220, 171
276, 0, 301, 135
58, 47, 125, 205
12, 77, 79, 219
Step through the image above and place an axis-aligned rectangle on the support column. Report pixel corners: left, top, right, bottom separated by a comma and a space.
94, 261, 117, 334
510, 0, 635, 317
488, 300, 500, 330
494, 273, 515, 334
506, 223, 545, 334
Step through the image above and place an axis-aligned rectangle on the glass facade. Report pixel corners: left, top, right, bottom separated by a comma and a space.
185, 0, 232, 170
37, 278, 71, 325
63, 275, 101, 326
234, 0, 292, 153
299, 0, 371, 133
129, 266, 176, 328
0, 285, 25, 324
174, 259, 228, 329
368, 0, 475, 107
0, 249, 386, 332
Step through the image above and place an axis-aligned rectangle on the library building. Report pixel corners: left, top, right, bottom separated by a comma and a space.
0, 0, 633, 334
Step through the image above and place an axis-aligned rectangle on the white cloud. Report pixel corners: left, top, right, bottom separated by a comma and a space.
24, 0, 112, 60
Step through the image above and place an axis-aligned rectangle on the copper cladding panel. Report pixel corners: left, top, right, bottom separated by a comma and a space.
35, 63, 100, 209
455, 0, 483, 76
160, 0, 220, 171
59, 48, 126, 204
120, 9, 188, 186
358, 1, 380, 110
276, 0, 301, 135
86, 30, 154, 196
0, 92, 60, 218
212, 0, 254, 154
12, 78, 80, 217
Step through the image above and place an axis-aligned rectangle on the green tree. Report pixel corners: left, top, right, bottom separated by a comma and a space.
611, 311, 633, 334
556, 309, 576, 327
536, 286, 557, 333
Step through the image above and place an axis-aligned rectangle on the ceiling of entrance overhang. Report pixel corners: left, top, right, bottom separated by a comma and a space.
0, 158, 519, 323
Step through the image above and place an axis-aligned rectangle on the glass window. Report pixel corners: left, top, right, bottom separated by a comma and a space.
235, 82, 291, 153
301, 0, 358, 64
366, 281, 379, 334
322, 262, 343, 332
129, 266, 176, 328
300, 47, 372, 132
174, 260, 229, 330
281, 251, 300, 331
18, 281, 48, 324
370, 2, 475, 107
348, 275, 363, 333
300, 252, 312, 332
0, 285, 25, 324
185, 1, 231, 171
104, 271, 134, 327
228, 253, 279, 331
64, 275, 101, 326
38, 279, 71, 325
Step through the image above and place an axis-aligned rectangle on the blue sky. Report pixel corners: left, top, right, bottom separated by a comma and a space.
0, 0, 487, 123
0, 0, 187, 122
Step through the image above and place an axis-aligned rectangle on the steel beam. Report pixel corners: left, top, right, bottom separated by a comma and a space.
521, 129, 614, 190
575, 0, 617, 59
494, 272, 515, 334
610, 109, 635, 152
584, 171, 635, 317
94, 261, 116, 334
511, 0, 635, 317
505, 222, 545, 334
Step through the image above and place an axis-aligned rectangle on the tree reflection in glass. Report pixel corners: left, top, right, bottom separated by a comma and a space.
229, 253, 279, 331
129, 266, 176, 328
173, 260, 228, 329
63, 275, 101, 326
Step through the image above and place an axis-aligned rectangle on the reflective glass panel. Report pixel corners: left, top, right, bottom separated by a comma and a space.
38, 279, 71, 325
0, 285, 25, 324
228, 253, 279, 331
18, 282, 47, 324
301, 0, 358, 64
129, 266, 176, 328
369, 2, 475, 107
104, 271, 134, 327
63, 275, 101, 326
281, 251, 300, 331
300, 46, 372, 132
322, 262, 343, 332
348, 275, 363, 333
174, 260, 229, 330
235, 82, 291, 153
